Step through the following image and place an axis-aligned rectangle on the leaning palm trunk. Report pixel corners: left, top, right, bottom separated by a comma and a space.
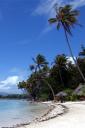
64, 29, 85, 82
48, 4, 85, 82
42, 79, 55, 100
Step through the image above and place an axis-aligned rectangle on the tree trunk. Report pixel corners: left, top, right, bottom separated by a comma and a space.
42, 79, 55, 100
64, 30, 85, 82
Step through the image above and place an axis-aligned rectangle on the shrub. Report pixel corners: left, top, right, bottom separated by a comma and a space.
69, 94, 78, 101
39, 93, 49, 101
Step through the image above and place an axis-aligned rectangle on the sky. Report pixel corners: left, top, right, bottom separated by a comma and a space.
0, 0, 85, 93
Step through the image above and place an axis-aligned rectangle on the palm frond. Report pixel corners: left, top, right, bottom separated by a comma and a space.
48, 18, 57, 24
57, 22, 61, 30
70, 10, 79, 16
32, 58, 36, 63
48, 4, 80, 36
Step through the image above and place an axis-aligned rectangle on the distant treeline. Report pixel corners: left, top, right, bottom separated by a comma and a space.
0, 94, 28, 99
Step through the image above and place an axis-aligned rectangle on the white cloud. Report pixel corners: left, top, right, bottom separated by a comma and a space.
34, 0, 85, 17
33, 0, 85, 36
0, 67, 27, 94
67, 56, 75, 64
33, 0, 62, 17
10, 67, 28, 80
70, 0, 85, 9
0, 76, 20, 92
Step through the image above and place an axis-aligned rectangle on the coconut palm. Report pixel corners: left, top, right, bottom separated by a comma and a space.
33, 54, 48, 70
30, 54, 48, 73
30, 54, 55, 100
48, 4, 85, 82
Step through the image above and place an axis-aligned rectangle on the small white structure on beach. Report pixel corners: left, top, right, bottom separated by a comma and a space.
54, 91, 67, 102
73, 84, 85, 96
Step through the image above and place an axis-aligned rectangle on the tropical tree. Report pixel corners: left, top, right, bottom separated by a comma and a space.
18, 81, 28, 94
31, 54, 48, 72
18, 81, 27, 90
30, 54, 55, 100
48, 4, 85, 82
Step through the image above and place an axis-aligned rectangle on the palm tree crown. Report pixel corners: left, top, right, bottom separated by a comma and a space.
54, 54, 67, 68
31, 54, 48, 72
48, 5, 79, 35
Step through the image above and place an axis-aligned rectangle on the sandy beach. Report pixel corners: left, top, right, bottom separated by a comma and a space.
18, 101, 85, 128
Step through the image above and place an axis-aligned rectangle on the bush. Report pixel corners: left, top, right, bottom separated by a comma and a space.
64, 89, 73, 95
39, 93, 49, 101
70, 94, 78, 101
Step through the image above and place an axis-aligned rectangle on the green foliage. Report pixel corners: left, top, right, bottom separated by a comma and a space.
64, 89, 73, 95
48, 4, 80, 36
69, 94, 78, 101
17, 46, 85, 101
18, 81, 27, 89
38, 93, 49, 101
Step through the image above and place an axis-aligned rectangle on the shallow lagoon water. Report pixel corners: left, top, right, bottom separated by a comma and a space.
0, 100, 48, 127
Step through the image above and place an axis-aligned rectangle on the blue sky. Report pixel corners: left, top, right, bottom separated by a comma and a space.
0, 0, 85, 93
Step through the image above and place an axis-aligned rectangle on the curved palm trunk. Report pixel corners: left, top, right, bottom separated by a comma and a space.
64, 29, 85, 82
36, 64, 55, 100
42, 79, 55, 100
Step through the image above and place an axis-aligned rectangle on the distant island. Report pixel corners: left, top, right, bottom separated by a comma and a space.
0, 93, 28, 99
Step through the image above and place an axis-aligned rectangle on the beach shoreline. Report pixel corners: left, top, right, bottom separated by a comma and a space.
13, 101, 68, 128
14, 101, 85, 128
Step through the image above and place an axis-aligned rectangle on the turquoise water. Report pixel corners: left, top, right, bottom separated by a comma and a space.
0, 100, 48, 127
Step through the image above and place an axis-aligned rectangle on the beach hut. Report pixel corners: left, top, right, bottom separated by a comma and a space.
73, 84, 85, 100
55, 91, 67, 102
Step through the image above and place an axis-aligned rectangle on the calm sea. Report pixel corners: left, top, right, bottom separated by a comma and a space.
0, 100, 48, 127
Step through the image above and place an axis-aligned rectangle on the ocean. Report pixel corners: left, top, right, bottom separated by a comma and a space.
0, 100, 48, 127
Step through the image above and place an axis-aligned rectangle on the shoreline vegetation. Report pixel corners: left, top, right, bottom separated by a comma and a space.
17, 50, 85, 102
18, 4, 85, 102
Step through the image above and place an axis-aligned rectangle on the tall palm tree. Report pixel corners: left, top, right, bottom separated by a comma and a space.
30, 54, 55, 100
48, 4, 85, 82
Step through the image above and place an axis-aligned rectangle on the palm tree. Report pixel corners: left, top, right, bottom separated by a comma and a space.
53, 54, 67, 86
30, 54, 55, 100
32, 54, 48, 71
48, 4, 85, 82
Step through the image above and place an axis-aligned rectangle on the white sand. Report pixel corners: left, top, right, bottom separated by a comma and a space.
19, 101, 85, 128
